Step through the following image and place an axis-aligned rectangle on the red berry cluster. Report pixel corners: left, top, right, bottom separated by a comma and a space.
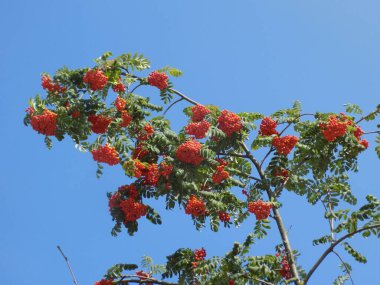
176, 140, 204, 165
259, 117, 278, 136
354, 126, 369, 149
120, 198, 147, 222
133, 143, 149, 159
71, 110, 81, 119
41, 75, 66, 93
147, 71, 168, 90
248, 200, 273, 220
133, 161, 173, 186
83, 69, 108, 91
30, 109, 58, 136
217, 110, 243, 137
360, 139, 369, 149
108, 192, 121, 210
136, 271, 152, 285
191, 105, 211, 122
185, 195, 206, 217
94, 279, 113, 285
212, 161, 229, 184
112, 79, 126, 93
319, 115, 349, 142
185, 120, 211, 139
114, 97, 126, 112
228, 280, 235, 285
276, 252, 292, 280
138, 124, 155, 141
120, 111, 132, 127
194, 247, 206, 261
272, 135, 299, 155
218, 211, 231, 222
116, 185, 147, 223
88, 114, 112, 134
274, 168, 290, 179
91, 144, 120, 166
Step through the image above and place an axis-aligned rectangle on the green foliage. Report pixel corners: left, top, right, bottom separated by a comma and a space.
25, 52, 380, 285
104, 263, 138, 279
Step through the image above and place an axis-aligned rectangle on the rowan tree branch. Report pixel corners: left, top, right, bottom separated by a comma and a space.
117, 278, 177, 285
168, 88, 200, 106
355, 107, 380, 124
57, 246, 79, 285
304, 224, 380, 284
163, 98, 184, 116
240, 143, 301, 285
332, 250, 355, 285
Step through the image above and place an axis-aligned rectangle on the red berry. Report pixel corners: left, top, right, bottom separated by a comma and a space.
212, 165, 229, 184
319, 115, 350, 142
30, 109, 58, 136
191, 105, 211, 122
88, 114, 112, 134
83, 69, 108, 91
259, 117, 278, 136
185, 195, 206, 217
120, 111, 132, 127
114, 97, 126, 112
248, 200, 272, 220
217, 110, 243, 137
176, 140, 204, 165
94, 279, 113, 285
91, 144, 120, 166
218, 211, 231, 222
194, 248, 206, 261
272, 135, 298, 155
185, 120, 211, 139
147, 71, 168, 90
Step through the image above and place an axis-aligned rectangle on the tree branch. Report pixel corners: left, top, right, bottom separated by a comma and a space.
240, 143, 301, 285
163, 98, 184, 116
355, 107, 380, 124
117, 278, 177, 285
168, 88, 200, 106
332, 250, 355, 285
304, 224, 380, 284
57, 246, 79, 285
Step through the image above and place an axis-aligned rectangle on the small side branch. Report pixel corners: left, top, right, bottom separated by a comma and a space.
304, 224, 380, 284
332, 250, 355, 285
57, 246, 79, 285
163, 98, 184, 116
117, 276, 177, 285
168, 88, 200, 106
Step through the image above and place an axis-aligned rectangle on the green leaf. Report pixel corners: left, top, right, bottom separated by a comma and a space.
344, 103, 363, 115
168, 67, 183, 77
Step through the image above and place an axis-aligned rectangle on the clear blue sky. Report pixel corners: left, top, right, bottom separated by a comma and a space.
0, 1, 379, 284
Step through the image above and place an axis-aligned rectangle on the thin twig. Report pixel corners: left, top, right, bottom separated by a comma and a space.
363, 130, 380, 135
130, 83, 143, 94
168, 88, 200, 106
304, 224, 380, 284
163, 98, 184, 116
332, 250, 355, 285
355, 108, 380, 124
57, 246, 79, 285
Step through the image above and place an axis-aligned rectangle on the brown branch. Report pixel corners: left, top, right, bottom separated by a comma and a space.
363, 130, 380, 135
163, 98, 184, 116
168, 88, 200, 106
240, 143, 301, 285
332, 250, 355, 285
304, 224, 380, 284
117, 278, 177, 285
355, 107, 380, 124
57, 246, 79, 285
